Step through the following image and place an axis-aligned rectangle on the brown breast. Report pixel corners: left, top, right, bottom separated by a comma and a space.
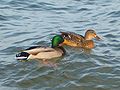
81, 40, 94, 49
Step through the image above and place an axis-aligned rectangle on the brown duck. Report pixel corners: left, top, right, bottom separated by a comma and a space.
60, 29, 101, 49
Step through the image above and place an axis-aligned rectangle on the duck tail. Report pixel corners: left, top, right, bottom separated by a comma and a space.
16, 52, 30, 61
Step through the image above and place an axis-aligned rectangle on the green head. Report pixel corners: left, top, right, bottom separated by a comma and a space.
52, 35, 64, 48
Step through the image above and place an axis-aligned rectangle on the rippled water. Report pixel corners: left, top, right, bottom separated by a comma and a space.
0, 0, 120, 90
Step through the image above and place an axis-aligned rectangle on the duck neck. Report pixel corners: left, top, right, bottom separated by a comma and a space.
59, 46, 66, 55
85, 33, 91, 40
54, 46, 66, 55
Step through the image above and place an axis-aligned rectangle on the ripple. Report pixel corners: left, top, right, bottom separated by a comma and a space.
0, 15, 8, 21
0, 46, 22, 55
8, 0, 29, 7
109, 20, 118, 23
24, 1, 56, 11
4, 31, 35, 38
104, 34, 116, 38
107, 10, 120, 17
77, 8, 92, 12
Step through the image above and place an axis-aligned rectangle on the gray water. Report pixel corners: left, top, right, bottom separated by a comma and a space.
0, 0, 120, 90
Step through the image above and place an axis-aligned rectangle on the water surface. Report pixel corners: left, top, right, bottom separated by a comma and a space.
0, 0, 120, 90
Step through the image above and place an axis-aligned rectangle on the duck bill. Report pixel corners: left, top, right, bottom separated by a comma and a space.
95, 35, 101, 40
59, 43, 64, 46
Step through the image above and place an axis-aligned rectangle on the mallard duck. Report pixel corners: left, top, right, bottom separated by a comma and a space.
16, 35, 65, 61
60, 29, 101, 49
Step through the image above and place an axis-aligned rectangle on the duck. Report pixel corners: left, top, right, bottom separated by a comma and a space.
60, 29, 101, 49
16, 35, 65, 61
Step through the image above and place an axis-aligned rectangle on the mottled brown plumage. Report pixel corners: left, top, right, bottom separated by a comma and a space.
60, 29, 101, 49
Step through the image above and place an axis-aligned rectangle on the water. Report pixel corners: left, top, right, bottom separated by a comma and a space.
0, 0, 120, 90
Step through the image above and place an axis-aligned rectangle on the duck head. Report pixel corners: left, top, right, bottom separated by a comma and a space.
52, 35, 64, 48
85, 29, 101, 40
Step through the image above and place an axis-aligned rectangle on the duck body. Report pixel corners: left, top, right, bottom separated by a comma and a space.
61, 29, 100, 49
63, 38, 94, 49
81, 40, 94, 49
16, 46, 65, 60
16, 35, 65, 61
61, 31, 85, 47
